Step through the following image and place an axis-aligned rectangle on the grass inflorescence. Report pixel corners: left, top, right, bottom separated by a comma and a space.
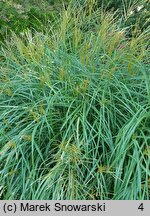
0, 1, 150, 200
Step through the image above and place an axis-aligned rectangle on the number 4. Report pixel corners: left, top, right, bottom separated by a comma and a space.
138, 203, 144, 211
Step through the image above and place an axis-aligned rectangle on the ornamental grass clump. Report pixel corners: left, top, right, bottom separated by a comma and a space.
0, 1, 149, 200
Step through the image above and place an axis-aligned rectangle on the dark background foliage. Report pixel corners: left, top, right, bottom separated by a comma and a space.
0, 0, 149, 43
0, 0, 69, 43
97, 0, 150, 36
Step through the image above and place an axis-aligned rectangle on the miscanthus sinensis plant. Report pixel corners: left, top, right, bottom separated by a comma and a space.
0, 1, 150, 199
